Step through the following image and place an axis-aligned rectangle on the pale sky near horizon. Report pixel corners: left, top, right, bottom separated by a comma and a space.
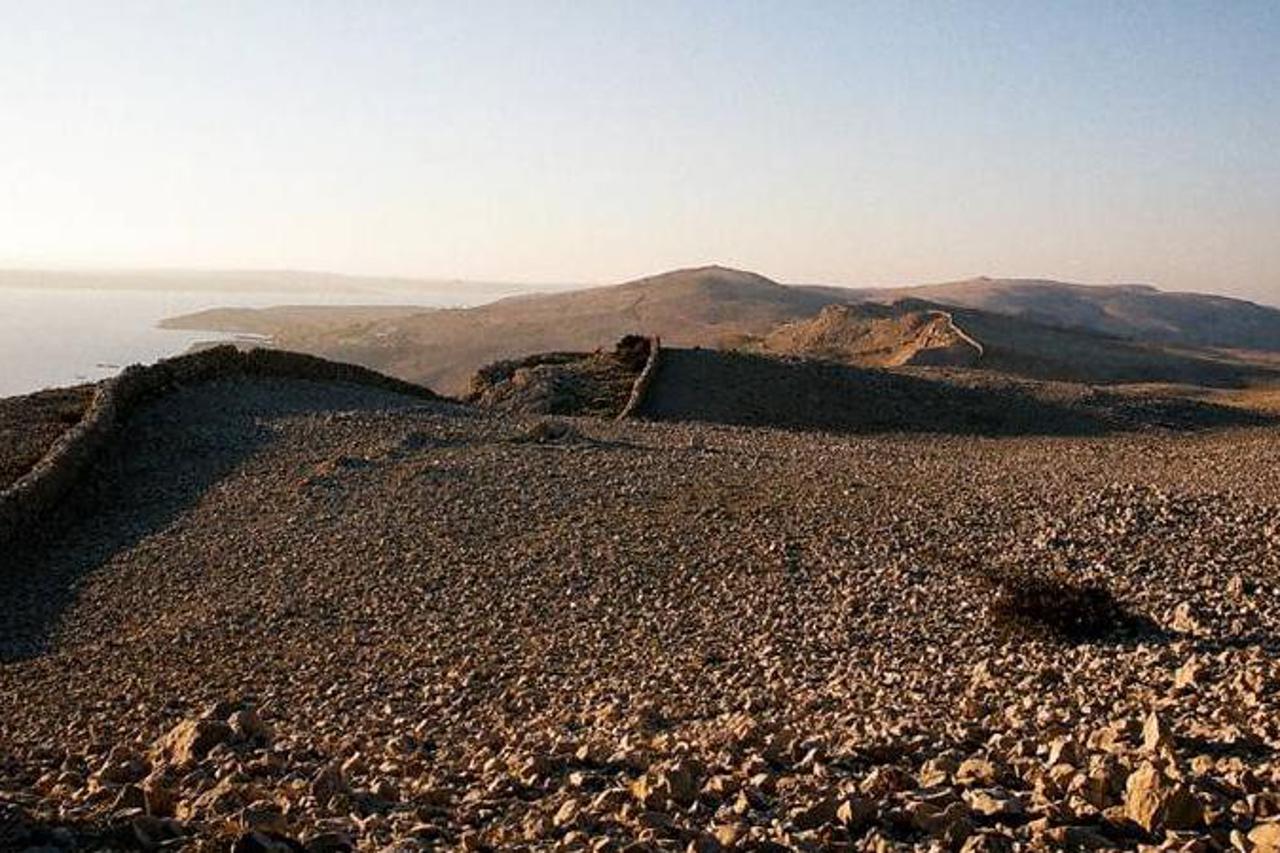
2, 1, 1278, 302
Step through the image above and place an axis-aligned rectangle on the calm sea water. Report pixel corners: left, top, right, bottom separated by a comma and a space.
0, 286, 509, 397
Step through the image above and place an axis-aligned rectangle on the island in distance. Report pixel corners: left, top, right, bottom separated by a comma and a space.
3, 265, 1280, 851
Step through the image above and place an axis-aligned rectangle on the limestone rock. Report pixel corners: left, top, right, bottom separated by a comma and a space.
1143, 711, 1175, 754
153, 718, 233, 768
1249, 822, 1280, 853
1124, 761, 1204, 833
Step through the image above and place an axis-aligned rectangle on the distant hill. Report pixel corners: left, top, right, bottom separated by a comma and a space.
744, 299, 1279, 387
811, 277, 1280, 352
165, 266, 835, 394
163, 266, 1280, 395
759, 303, 983, 368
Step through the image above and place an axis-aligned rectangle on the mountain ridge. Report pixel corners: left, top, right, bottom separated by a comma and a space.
161, 265, 1280, 395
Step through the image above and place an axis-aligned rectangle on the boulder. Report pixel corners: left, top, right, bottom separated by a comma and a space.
1142, 712, 1174, 754
1124, 761, 1203, 833
153, 718, 233, 768
1250, 822, 1280, 853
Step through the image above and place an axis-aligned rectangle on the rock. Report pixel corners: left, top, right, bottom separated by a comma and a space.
685, 834, 723, 853
964, 788, 1023, 819
229, 708, 273, 744
711, 823, 743, 848
310, 763, 347, 806
631, 759, 703, 808
112, 783, 148, 812
789, 795, 838, 830
1046, 736, 1080, 767
661, 759, 703, 806
629, 775, 661, 810
1039, 825, 1113, 850
836, 795, 876, 829
1124, 761, 1204, 833
232, 831, 306, 853
370, 778, 399, 803
1170, 601, 1206, 635
304, 832, 355, 853
1072, 755, 1126, 809
240, 800, 289, 835
971, 659, 998, 688
701, 775, 737, 802
96, 746, 149, 785
1143, 711, 1175, 754
141, 766, 179, 817
184, 776, 248, 819
553, 798, 581, 828
153, 718, 233, 768
1174, 660, 1204, 691
859, 765, 916, 795
960, 831, 1016, 852
955, 758, 1003, 787
591, 788, 629, 813
919, 755, 959, 786
1250, 822, 1280, 853
912, 801, 973, 846
130, 814, 185, 850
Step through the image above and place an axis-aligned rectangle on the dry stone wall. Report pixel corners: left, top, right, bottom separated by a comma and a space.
617, 336, 662, 420
0, 346, 440, 547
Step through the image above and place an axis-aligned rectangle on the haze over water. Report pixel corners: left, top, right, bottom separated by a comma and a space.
0, 283, 528, 396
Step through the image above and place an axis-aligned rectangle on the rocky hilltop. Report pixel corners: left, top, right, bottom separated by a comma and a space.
0, 350, 1279, 851
760, 304, 983, 368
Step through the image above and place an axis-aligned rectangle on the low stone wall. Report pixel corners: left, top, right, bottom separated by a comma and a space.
0, 346, 440, 548
617, 336, 662, 420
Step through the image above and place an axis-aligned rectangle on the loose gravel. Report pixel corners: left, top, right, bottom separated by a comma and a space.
1, 378, 1278, 852
0, 385, 93, 490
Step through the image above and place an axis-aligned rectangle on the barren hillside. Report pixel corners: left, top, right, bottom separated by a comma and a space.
2, 375, 1278, 851
639, 348, 1273, 435
759, 304, 982, 368
816, 277, 1280, 352
164, 268, 1280, 397
161, 267, 842, 394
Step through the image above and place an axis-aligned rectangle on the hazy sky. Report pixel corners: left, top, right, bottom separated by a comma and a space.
2, 1, 1278, 301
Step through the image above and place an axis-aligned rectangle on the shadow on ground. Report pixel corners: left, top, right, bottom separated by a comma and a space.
640, 348, 1277, 436
0, 379, 430, 663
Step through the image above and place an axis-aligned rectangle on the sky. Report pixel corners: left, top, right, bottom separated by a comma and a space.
2, 1, 1278, 302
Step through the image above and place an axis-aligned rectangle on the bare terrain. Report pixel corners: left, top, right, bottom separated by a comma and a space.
161, 267, 1280, 398
1, 373, 1279, 852
757, 305, 982, 369
639, 349, 1275, 436
0, 385, 93, 490
162, 268, 835, 395
4, 268, 1280, 851
816, 277, 1280, 353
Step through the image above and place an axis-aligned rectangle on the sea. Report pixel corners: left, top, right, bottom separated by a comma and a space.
0, 285, 518, 397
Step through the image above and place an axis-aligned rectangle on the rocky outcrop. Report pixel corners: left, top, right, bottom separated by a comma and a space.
761, 302, 983, 368
468, 336, 659, 419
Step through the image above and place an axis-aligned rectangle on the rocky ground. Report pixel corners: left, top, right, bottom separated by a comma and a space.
1, 377, 1279, 852
0, 384, 93, 489
640, 349, 1275, 437
468, 338, 649, 418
